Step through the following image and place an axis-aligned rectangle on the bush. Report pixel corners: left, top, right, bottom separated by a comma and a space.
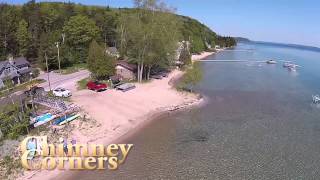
176, 62, 203, 92
31, 68, 40, 78
77, 78, 90, 90
0, 104, 30, 140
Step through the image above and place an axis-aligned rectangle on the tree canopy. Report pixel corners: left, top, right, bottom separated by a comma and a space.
88, 40, 115, 79
0, 1, 236, 70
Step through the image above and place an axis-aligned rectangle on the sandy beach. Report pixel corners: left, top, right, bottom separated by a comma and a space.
18, 70, 204, 180
16, 51, 218, 180
191, 51, 215, 61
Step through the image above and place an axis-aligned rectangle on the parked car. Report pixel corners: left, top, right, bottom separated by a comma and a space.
52, 87, 72, 97
87, 81, 107, 91
109, 75, 121, 87
116, 83, 136, 92
24, 86, 45, 96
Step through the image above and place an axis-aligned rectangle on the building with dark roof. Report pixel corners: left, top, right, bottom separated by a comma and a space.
0, 57, 32, 88
115, 60, 137, 80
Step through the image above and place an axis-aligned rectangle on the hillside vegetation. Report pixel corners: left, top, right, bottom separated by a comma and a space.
0, 0, 236, 81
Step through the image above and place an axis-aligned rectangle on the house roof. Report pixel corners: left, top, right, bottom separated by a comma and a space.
116, 60, 137, 71
12, 57, 30, 67
0, 57, 29, 68
0, 61, 8, 69
18, 68, 32, 75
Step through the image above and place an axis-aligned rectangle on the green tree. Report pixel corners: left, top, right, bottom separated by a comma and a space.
182, 62, 203, 92
37, 31, 61, 70
88, 40, 115, 79
119, 0, 179, 82
63, 15, 100, 63
63, 15, 100, 47
22, 0, 41, 60
16, 19, 31, 56
179, 41, 191, 66
0, 4, 20, 59
0, 104, 30, 139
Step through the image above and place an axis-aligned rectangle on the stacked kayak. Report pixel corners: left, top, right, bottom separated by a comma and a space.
53, 115, 72, 125
33, 113, 56, 127
58, 114, 80, 125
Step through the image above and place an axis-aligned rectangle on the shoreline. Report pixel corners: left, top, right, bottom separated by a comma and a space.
191, 48, 225, 61
17, 51, 214, 180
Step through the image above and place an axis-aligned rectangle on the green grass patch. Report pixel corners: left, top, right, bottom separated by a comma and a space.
176, 62, 203, 93
77, 77, 90, 90
0, 79, 45, 98
55, 63, 87, 75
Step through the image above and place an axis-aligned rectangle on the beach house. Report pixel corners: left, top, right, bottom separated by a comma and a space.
115, 60, 137, 80
0, 56, 32, 88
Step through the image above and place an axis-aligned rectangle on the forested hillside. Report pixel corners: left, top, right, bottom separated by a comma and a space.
0, 1, 236, 70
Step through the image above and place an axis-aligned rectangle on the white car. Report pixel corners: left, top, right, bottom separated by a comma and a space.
52, 88, 72, 97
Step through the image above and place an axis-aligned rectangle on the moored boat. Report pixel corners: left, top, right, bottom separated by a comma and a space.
313, 95, 320, 104
266, 60, 277, 64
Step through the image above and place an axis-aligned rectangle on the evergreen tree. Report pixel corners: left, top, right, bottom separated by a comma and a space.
63, 15, 100, 63
88, 40, 115, 79
16, 20, 31, 57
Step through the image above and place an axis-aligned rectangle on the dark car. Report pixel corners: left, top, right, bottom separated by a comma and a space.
87, 81, 107, 91
109, 75, 121, 86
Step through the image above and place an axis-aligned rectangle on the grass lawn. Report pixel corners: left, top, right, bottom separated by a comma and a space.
0, 79, 45, 98
55, 63, 87, 75
77, 77, 90, 90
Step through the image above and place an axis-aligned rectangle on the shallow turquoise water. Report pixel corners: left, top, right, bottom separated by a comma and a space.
68, 43, 320, 179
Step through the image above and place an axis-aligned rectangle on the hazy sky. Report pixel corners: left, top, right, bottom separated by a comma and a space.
8, 0, 320, 47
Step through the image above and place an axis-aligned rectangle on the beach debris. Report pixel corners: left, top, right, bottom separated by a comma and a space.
166, 101, 197, 111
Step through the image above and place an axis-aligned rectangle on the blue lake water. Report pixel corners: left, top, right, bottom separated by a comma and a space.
67, 42, 320, 179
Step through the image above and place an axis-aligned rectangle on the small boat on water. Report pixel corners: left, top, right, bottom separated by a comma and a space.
283, 61, 292, 68
283, 62, 300, 71
313, 95, 320, 104
266, 60, 277, 64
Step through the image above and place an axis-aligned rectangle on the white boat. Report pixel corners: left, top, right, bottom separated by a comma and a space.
283, 61, 292, 68
313, 95, 320, 104
283, 62, 300, 71
266, 60, 277, 64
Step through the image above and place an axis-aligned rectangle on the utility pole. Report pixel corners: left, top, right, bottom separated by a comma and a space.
55, 42, 61, 74
61, 33, 65, 44
45, 52, 52, 91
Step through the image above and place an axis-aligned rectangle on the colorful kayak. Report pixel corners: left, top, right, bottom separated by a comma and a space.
34, 114, 56, 127
53, 115, 72, 125
59, 114, 80, 125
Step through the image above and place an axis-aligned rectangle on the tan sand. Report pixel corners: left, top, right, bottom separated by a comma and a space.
191, 51, 215, 61
18, 70, 202, 180
191, 49, 227, 61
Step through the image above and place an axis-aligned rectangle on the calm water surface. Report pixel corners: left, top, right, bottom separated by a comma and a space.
68, 43, 320, 179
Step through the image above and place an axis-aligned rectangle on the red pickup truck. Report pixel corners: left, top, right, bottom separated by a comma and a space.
87, 81, 107, 91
